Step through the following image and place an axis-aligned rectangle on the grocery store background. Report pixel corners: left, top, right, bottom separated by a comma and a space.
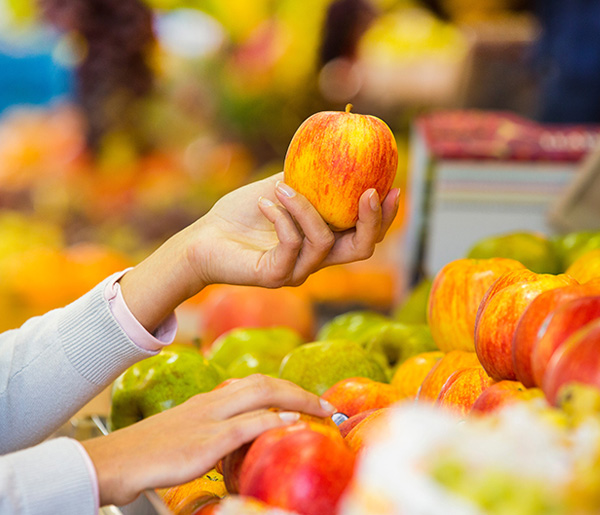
1, 0, 599, 334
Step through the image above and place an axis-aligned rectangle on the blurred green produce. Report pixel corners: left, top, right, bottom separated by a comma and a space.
466, 231, 561, 274
552, 231, 600, 271
393, 277, 432, 325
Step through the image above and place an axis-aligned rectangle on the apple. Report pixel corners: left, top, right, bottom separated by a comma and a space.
470, 380, 543, 414
198, 284, 315, 352
278, 339, 387, 396
220, 442, 252, 494
321, 377, 402, 418
390, 350, 444, 400
156, 469, 226, 513
239, 423, 356, 515
474, 269, 576, 381
427, 258, 525, 353
110, 346, 223, 430
344, 407, 390, 453
416, 350, 481, 402
512, 283, 600, 387
552, 230, 600, 269
542, 318, 600, 405
393, 276, 432, 325
436, 366, 495, 417
565, 248, 600, 284
337, 408, 379, 438
283, 104, 398, 231
207, 326, 304, 378
531, 295, 600, 387
466, 231, 560, 274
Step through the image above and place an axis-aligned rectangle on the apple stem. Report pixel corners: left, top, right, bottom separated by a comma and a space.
345, 103, 353, 113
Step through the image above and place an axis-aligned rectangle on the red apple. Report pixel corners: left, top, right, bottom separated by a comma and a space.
436, 366, 494, 417
512, 283, 600, 387
470, 380, 544, 414
220, 442, 252, 494
337, 408, 379, 439
543, 319, 600, 405
531, 295, 600, 387
321, 377, 402, 418
198, 284, 315, 351
474, 269, 576, 381
390, 350, 444, 400
239, 423, 355, 515
428, 258, 525, 352
283, 104, 398, 231
416, 350, 482, 402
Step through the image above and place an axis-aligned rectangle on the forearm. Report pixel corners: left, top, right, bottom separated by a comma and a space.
119, 227, 206, 334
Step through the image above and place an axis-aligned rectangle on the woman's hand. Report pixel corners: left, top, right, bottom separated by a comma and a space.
119, 172, 399, 332
82, 374, 336, 507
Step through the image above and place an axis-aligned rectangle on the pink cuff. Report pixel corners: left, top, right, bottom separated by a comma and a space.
104, 269, 178, 352
72, 439, 100, 512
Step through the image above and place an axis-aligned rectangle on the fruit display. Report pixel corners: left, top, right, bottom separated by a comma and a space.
6, 2, 600, 513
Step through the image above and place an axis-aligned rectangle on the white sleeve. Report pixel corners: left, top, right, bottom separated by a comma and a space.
0, 271, 159, 454
0, 438, 97, 515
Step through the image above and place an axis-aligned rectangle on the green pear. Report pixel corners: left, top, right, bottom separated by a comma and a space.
110, 345, 223, 430
317, 310, 391, 347
208, 326, 304, 378
278, 339, 387, 395
466, 231, 560, 274
393, 277, 432, 325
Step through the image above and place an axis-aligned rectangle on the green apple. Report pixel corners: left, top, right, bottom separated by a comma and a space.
110, 345, 223, 430
278, 339, 387, 395
208, 326, 304, 378
364, 322, 438, 378
552, 231, 600, 270
393, 277, 432, 325
466, 231, 560, 274
317, 310, 390, 346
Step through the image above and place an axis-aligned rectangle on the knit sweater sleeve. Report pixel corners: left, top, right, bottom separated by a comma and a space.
0, 273, 159, 454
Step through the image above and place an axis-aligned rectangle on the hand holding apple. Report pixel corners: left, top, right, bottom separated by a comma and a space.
119, 171, 399, 335
284, 104, 398, 231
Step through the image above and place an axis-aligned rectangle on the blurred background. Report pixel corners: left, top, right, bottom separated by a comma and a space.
2, 0, 600, 334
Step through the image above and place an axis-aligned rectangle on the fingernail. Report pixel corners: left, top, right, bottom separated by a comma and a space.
278, 411, 301, 423
394, 189, 401, 209
258, 196, 275, 207
320, 398, 336, 413
276, 181, 296, 198
369, 189, 380, 211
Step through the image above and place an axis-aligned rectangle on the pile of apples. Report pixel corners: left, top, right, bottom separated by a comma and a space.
107, 246, 600, 515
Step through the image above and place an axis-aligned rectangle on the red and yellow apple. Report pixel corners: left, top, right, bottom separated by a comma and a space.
474, 269, 576, 381
416, 350, 481, 402
436, 366, 494, 416
511, 283, 600, 387
156, 469, 226, 513
239, 423, 355, 515
470, 380, 543, 414
390, 350, 444, 400
428, 258, 525, 352
531, 295, 600, 387
283, 104, 398, 231
337, 408, 379, 439
542, 319, 600, 405
344, 407, 391, 453
321, 376, 402, 418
